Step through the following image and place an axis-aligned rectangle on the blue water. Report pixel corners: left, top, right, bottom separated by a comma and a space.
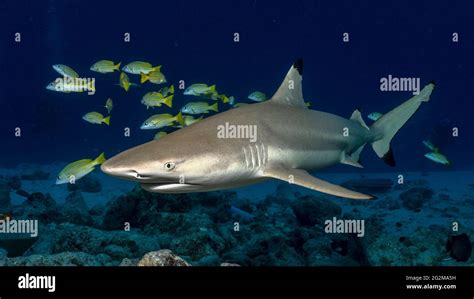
1, 0, 473, 172
0, 0, 474, 267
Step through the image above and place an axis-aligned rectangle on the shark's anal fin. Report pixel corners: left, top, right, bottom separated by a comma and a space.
263, 166, 375, 200
269, 59, 307, 109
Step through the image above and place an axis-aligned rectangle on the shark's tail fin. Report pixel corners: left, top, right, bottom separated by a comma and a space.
370, 82, 435, 166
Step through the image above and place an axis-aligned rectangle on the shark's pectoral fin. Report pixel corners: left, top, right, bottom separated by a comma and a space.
263, 166, 374, 200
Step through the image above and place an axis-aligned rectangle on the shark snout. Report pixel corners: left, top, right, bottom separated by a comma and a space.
101, 159, 140, 181
101, 156, 175, 183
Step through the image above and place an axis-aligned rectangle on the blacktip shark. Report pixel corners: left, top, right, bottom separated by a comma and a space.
101, 59, 435, 199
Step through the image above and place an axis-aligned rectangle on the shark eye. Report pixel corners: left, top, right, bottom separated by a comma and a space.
164, 162, 175, 171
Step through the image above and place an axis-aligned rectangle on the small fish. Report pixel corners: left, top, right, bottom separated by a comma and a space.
183, 83, 216, 96
248, 91, 267, 102
368, 112, 383, 121
230, 205, 254, 221
181, 102, 218, 114
83, 112, 110, 125
217, 94, 231, 103
140, 71, 167, 85
56, 152, 106, 185
228, 96, 235, 105
140, 112, 184, 130
174, 115, 204, 128
154, 131, 168, 140
104, 98, 113, 114
119, 72, 131, 92
90, 60, 121, 73
159, 85, 175, 97
184, 115, 204, 126
305, 101, 311, 107
424, 152, 450, 165
46, 80, 70, 93
52, 64, 79, 78
122, 61, 161, 75
141, 92, 173, 109
422, 140, 439, 152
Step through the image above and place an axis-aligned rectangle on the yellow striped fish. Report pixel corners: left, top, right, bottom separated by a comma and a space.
56, 153, 106, 184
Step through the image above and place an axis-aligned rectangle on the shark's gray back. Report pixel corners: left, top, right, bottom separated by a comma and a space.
168, 101, 370, 171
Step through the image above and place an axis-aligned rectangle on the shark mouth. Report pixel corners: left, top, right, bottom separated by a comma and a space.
140, 182, 202, 193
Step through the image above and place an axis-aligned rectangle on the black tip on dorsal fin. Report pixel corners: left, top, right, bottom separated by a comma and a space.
293, 58, 303, 75
382, 147, 396, 167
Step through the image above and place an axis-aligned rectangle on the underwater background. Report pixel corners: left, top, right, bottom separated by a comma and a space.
0, 0, 473, 266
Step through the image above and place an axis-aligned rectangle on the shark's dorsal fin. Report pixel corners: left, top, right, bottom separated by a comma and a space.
270, 59, 307, 109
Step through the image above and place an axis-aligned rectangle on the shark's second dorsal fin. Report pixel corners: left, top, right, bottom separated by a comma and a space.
350, 109, 369, 130
269, 59, 307, 109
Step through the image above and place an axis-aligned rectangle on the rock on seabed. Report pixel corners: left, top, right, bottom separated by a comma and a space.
137, 249, 191, 266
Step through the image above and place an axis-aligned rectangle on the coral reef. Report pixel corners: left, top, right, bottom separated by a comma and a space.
0, 171, 472, 266
25, 223, 161, 263
67, 176, 102, 193
20, 170, 50, 181
0, 178, 11, 209
3, 252, 112, 266
400, 187, 434, 211
291, 195, 342, 226
367, 226, 447, 266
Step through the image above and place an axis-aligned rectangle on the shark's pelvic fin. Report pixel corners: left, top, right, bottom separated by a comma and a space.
341, 152, 364, 168
269, 59, 307, 109
350, 109, 369, 130
350, 144, 365, 164
263, 166, 374, 200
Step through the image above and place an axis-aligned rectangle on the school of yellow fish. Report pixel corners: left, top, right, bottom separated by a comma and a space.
48, 59, 275, 184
